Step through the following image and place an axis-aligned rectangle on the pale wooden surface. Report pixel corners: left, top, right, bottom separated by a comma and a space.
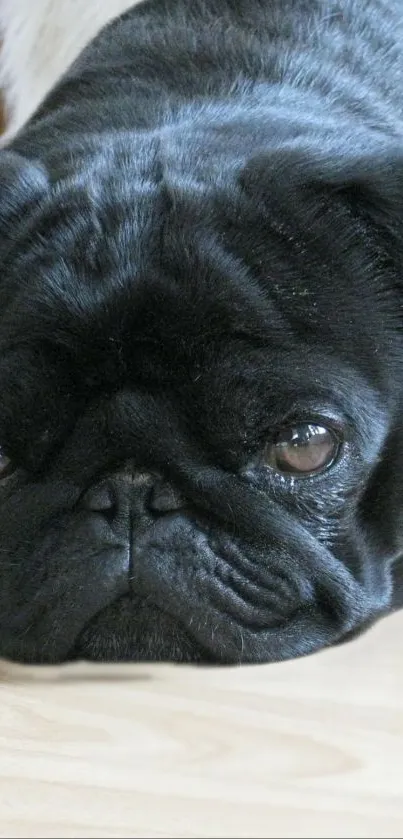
0, 611, 402, 839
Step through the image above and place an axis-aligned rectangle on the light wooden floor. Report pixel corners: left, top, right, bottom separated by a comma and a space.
0, 610, 402, 839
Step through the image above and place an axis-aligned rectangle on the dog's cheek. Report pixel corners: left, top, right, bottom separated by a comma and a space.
359, 427, 403, 563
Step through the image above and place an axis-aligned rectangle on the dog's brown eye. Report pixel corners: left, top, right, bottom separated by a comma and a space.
265, 423, 339, 476
0, 448, 14, 480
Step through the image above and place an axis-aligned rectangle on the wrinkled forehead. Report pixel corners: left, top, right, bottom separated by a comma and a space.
0, 137, 393, 466
1, 121, 391, 359
0, 272, 388, 481
0, 209, 368, 406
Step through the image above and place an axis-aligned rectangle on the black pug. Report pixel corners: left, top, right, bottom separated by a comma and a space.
0, 0, 402, 665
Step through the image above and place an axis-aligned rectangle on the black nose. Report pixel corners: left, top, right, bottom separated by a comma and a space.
81, 470, 185, 518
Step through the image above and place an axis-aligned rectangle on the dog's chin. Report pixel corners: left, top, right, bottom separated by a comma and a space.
72, 595, 208, 664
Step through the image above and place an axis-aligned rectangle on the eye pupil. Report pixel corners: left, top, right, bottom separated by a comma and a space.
266, 423, 339, 476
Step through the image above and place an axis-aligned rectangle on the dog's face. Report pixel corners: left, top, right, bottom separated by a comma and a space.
0, 127, 403, 664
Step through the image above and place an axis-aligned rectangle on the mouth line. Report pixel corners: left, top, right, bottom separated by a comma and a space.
69, 592, 214, 664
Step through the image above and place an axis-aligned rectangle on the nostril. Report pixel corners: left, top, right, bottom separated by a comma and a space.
81, 482, 115, 513
148, 482, 184, 514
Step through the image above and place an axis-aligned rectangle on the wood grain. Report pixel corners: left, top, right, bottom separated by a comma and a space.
1, 611, 402, 838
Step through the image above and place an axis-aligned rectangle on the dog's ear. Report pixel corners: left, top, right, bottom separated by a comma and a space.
241, 143, 403, 250
0, 150, 49, 257
306, 146, 403, 246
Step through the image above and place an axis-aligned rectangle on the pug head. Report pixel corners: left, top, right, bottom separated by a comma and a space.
0, 131, 402, 664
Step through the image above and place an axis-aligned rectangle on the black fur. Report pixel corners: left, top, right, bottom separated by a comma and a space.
1, 0, 403, 664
